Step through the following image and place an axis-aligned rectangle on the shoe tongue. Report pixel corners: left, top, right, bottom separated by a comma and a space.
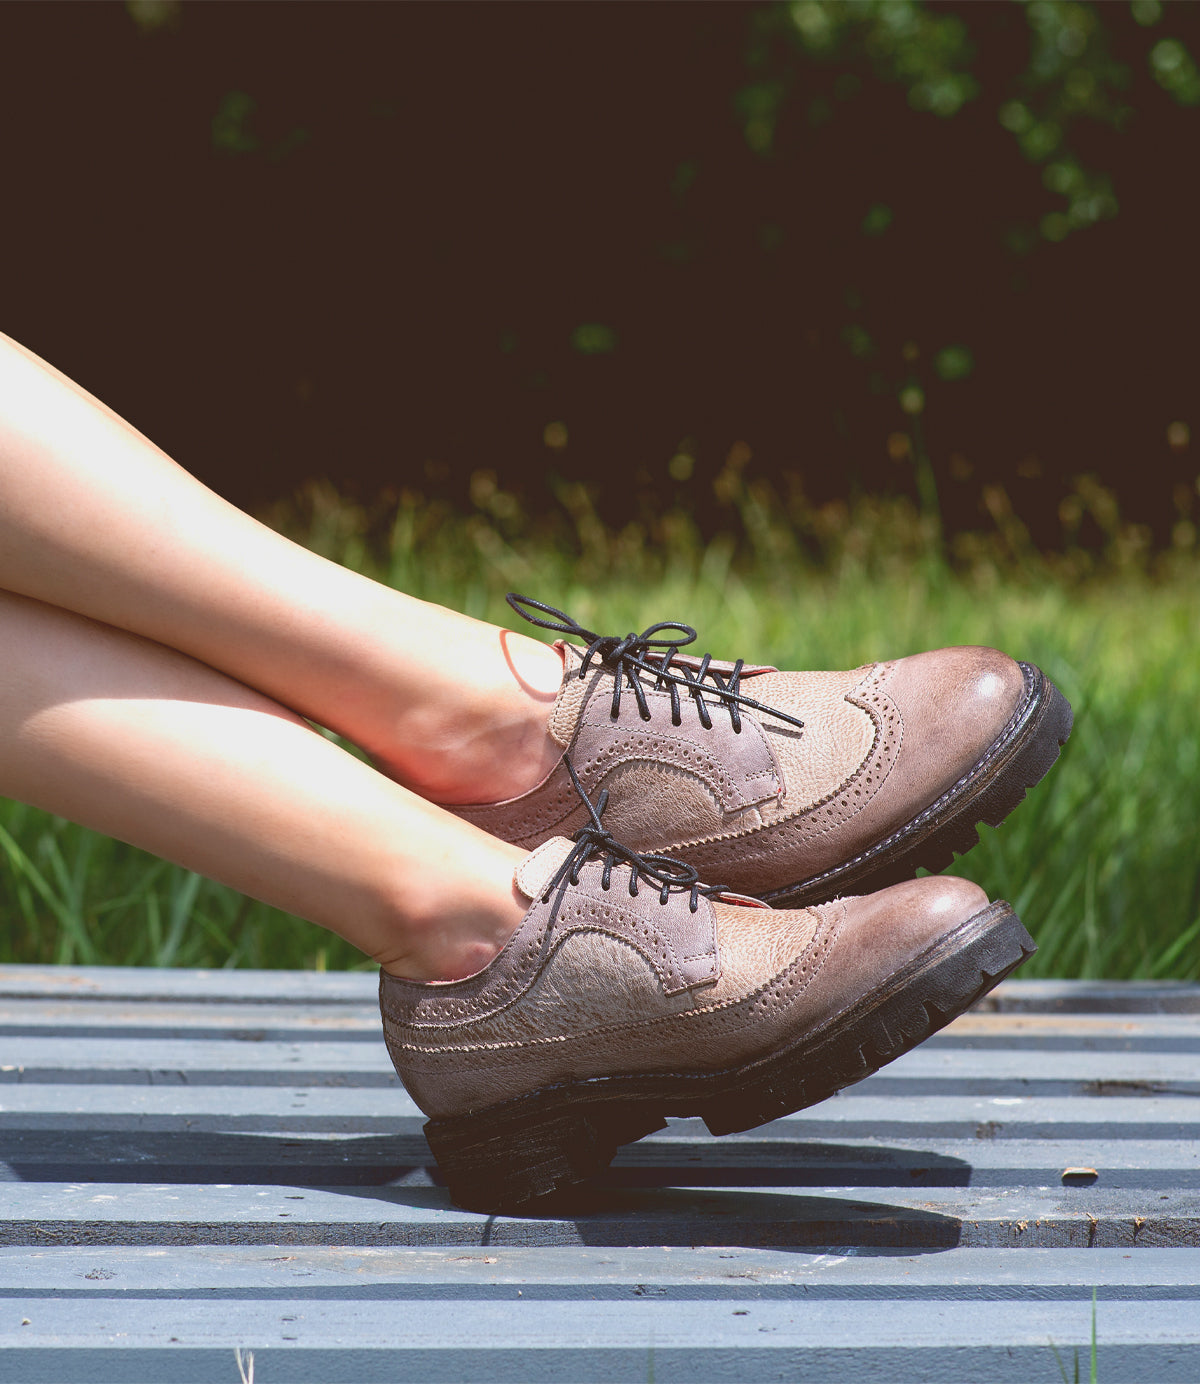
514, 836, 576, 900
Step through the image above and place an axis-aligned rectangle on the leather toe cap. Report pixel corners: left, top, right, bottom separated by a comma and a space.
840, 874, 991, 957
885, 646, 1027, 801
801, 875, 994, 1022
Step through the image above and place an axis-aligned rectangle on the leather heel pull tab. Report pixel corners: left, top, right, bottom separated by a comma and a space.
514, 837, 576, 901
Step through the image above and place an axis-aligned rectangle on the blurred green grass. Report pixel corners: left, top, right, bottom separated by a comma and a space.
1, 483, 1197, 978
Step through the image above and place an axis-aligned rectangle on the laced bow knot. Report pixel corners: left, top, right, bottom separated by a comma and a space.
506, 593, 804, 735
541, 762, 725, 924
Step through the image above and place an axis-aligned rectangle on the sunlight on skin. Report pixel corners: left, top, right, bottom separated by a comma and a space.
0, 331, 564, 807
0, 591, 530, 983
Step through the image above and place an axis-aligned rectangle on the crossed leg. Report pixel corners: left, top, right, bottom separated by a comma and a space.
0, 591, 531, 980
0, 331, 564, 976
0, 331, 563, 805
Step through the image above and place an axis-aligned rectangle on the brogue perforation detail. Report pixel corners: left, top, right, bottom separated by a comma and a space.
765, 661, 1044, 896
548, 887, 717, 995
447, 599, 1063, 918
661, 662, 903, 864
383, 901, 841, 1064
573, 684, 780, 815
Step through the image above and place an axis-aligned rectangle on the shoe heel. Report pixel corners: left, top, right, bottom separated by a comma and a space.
425, 1100, 665, 1214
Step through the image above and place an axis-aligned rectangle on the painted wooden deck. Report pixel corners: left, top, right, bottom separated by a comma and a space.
0, 964, 1197, 1382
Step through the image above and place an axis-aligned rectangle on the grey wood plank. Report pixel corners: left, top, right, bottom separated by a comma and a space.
0, 1000, 382, 1040
4, 1181, 1200, 1248
0, 1037, 398, 1079
0, 1129, 437, 1186
0, 1083, 421, 1124
4, 1130, 1200, 1190
7, 1036, 1200, 1100
3, 966, 1199, 1382
870, 1045, 1200, 1085
976, 980, 1200, 1013
1, 1297, 1198, 1384
931, 1009, 1200, 1048
0, 966, 379, 1004
3, 1248, 1198, 1382
3, 966, 1197, 1012
611, 1130, 1200, 1191
6, 1084, 1199, 1134
0, 967, 1197, 1380
5, 1243, 1200, 1297
753, 1091, 1200, 1139
5, 1000, 1200, 1052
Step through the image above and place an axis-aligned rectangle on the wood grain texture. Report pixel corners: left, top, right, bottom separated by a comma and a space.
0, 965, 1197, 1382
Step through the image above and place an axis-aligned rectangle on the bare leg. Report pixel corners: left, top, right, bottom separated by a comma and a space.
0, 332, 562, 805
0, 589, 528, 981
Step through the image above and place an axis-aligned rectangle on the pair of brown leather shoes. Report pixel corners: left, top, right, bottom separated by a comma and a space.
382, 596, 1072, 1212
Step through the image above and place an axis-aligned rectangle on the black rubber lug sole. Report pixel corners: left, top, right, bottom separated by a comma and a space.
425, 1101, 667, 1216
699, 903, 1032, 1135
424, 904, 1034, 1215
762, 665, 1073, 909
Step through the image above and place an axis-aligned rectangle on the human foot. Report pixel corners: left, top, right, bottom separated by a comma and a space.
369, 616, 565, 806
452, 595, 1073, 906
381, 786, 1034, 1212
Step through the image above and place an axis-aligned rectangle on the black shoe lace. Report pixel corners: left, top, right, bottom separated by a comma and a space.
541, 757, 729, 920
507, 593, 804, 735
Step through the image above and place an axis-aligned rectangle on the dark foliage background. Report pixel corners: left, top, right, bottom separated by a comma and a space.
2, 0, 1197, 551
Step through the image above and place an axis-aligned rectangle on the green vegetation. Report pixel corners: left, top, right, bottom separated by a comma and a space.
1, 485, 1196, 978
1051, 1289, 1100, 1383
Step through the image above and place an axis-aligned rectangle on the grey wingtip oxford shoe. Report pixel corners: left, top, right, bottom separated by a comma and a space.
754, 649, 1074, 906
454, 596, 1073, 908
380, 810, 1033, 1214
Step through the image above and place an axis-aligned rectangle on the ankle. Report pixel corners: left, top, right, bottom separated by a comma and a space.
376, 842, 530, 982
373, 708, 561, 806
376, 634, 565, 805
